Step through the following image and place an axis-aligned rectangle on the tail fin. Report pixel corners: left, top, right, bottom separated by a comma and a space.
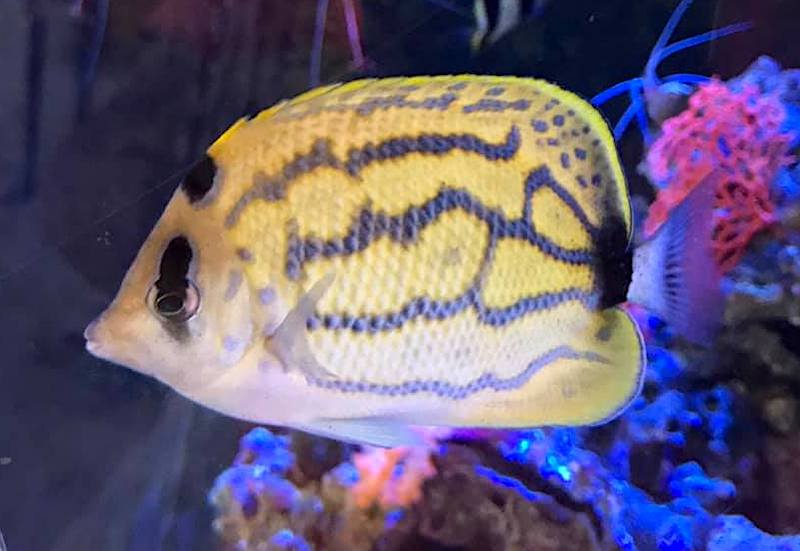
628, 172, 724, 345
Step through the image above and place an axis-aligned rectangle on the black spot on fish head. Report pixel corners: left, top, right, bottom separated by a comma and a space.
181, 154, 219, 206
148, 236, 200, 334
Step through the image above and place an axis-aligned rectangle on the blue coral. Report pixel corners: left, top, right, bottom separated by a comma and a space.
268, 529, 313, 551
707, 516, 800, 551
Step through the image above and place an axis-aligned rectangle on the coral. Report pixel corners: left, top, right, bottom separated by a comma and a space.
643, 78, 794, 271
417, 446, 602, 551
350, 446, 436, 510
706, 516, 800, 551
208, 427, 389, 551
759, 436, 800, 534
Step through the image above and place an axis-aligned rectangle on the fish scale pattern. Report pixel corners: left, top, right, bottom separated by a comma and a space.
207, 76, 640, 399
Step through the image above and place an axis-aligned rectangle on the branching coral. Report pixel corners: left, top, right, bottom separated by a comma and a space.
644, 79, 794, 272
209, 427, 447, 550
350, 445, 437, 510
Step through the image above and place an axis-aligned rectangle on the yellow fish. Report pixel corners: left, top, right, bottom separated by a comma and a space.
83, 75, 721, 447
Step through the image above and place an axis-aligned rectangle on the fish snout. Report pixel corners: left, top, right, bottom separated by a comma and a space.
83, 316, 106, 357
84, 317, 99, 341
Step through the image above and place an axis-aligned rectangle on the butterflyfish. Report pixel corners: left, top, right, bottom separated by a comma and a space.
83, 75, 722, 447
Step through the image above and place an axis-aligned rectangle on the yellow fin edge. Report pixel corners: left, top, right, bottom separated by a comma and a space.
456, 306, 646, 428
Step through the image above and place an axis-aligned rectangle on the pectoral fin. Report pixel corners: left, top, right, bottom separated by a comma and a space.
267, 272, 337, 381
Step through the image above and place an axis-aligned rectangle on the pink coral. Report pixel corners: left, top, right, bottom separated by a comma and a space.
349, 428, 447, 510
350, 447, 436, 509
644, 79, 794, 272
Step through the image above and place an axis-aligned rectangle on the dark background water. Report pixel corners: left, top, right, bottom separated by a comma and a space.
0, 0, 798, 549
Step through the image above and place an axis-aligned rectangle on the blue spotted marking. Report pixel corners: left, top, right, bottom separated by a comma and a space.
308, 346, 609, 398
574, 148, 587, 160
486, 86, 505, 96
354, 93, 458, 116
279, 91, 460, 121
544, 99, 560, 111
237, 248, 253, 262
553, 114, 565, 127
560, 152, 571, 169
462, 99, 531, 113
532, 119, 549, 133
223, 270, 243, 301
259, 286, 277, 304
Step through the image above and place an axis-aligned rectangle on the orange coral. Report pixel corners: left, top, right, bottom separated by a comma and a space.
349, 428, 447, 510
350, 446, 436, 510
644, 79, 794, 272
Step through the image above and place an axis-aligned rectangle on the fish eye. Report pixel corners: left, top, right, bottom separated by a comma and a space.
149, 280, 200, 323
148, 236, 201, 323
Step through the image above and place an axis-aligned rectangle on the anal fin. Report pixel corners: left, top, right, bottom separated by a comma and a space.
290, 417, 425, 448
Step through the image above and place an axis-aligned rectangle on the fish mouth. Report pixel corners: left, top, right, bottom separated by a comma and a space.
82, 316, 152, 376
83, 318, 103, 355
83, 316, 116, 364
84, 317, 99, 341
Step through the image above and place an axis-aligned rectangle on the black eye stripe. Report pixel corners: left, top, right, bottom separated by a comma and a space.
156, 236, 192, 294
181, 155, 217, 204
151, 236, 200, 328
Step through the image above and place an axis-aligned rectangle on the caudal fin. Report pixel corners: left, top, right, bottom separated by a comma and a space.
628, 172, 725, 345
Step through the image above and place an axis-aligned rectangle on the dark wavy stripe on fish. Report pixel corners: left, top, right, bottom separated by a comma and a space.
287, 166, 597, 282
344, 126, 520, 175
225, 126, 522, 227
308, 345, 609, 399
306, 287, 598, 333
462, 98, 531, 113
